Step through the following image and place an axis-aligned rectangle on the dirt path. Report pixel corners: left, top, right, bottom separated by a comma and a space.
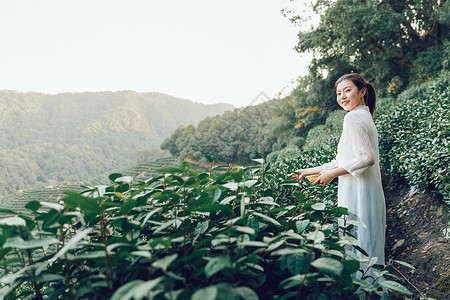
383, 174, 450, 299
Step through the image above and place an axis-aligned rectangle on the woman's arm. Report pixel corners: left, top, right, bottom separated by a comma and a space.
290, 166, 323, 181
341, 113, 375, 177
315, 167, 349, 185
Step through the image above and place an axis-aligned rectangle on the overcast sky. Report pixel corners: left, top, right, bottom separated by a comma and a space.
0, 0, 317, 107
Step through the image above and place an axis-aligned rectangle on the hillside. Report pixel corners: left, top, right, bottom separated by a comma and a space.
0, 90, 233, 196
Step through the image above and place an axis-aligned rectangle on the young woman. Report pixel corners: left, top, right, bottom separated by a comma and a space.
291, 73, 386, 273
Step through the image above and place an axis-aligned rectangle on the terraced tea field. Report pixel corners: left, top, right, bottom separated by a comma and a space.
0, 157, 211, 216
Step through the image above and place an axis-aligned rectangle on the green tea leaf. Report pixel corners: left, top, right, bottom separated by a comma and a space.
346, 220, 367, 228
235, 286, 258, 300
192, 286, 218, 300
20, 215, 36, 230
233, 226, 256, 235
132, 277, 165, 299
109, 173, 123, 182
111, 280, 144, 300
296, 220, 309, 233
36, 273, 65, 283
380, 280, 412, 295
239, 241, 268, 248
286, 252, 308, 275
393, 260, 416, 270
25, 201, 42, 212
223, 182, 238, 191
257, 196, 279, 206
130, 251, 152, 259
231, 169, 244, 182
71, 251, 105, 260
280, 274, 308, 289
311, 203, 326, 210
63, 191, 102, 216
205, 255, 231, 278
140, 207, 163, 228
252, 211, 281, 226
42, 208, 60, 229
342, 260, 360, 273
40, 201, 64, 212
48, 228, 93, 264
311, 257, 344, 277
153, 254, 178, 272
251, 158, 264, 164
149, 237, 172, 249
120, 198, 137, 214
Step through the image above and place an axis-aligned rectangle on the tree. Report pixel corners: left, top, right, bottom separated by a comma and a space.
161, 104, 277, 164
292, 0, 449, 92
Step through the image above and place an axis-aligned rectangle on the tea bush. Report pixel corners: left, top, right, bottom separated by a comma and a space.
303, 110, 346, 153
377, 72, 450, 203
0, 158, 412, 299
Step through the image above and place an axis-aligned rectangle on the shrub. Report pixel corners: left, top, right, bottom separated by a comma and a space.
304, 110, 345, 152
0, 159, 411, 299
377, 72, 450, 203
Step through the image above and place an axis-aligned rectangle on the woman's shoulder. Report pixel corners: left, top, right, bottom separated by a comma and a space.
344, 107, 374, 130
344, 106, 371, 121
344, 111, 362, 123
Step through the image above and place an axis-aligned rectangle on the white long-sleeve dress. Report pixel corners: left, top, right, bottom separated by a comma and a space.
322, 105, 386, 266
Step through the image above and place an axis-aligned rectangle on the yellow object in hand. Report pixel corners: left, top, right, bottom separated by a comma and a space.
306, 174, 319, 182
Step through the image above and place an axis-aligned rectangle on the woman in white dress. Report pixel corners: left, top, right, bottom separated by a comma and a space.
291, 73, 386, 271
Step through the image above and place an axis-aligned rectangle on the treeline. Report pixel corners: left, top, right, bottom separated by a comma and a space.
161, 0, 449, 197
0, 91, 233, 195
161, 103, 277, 164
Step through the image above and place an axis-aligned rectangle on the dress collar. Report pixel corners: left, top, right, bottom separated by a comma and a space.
352, 105, 369, 112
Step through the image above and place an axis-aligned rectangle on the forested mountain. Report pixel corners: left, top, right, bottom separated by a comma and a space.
0, 90, 233, 195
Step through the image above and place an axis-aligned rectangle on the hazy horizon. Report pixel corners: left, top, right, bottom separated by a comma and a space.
0, 0, 318, 107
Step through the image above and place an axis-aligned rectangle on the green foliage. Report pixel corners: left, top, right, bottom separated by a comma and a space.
0, 159, 411, 299
160, 0, 449, 169
292, 0, 449, 92
304, 110, 346, 152
161, 104, 276, 164
377, 72, 450, 202
0, 91, 232, 196
268, 109, 344, 166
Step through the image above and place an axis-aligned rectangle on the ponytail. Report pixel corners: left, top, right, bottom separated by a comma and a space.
364, 82, 376, 116
335, 73, 377, 117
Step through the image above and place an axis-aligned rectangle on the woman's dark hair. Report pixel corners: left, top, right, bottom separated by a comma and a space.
334, 73, 376, 116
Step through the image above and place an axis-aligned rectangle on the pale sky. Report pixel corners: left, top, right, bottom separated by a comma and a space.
0, 0, 317, 107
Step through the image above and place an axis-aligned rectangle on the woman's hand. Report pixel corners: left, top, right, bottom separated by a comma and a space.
315, 167, 349, 185
290, 167, 321, 181
314, 170, 335, 186
291, 168, 339, 186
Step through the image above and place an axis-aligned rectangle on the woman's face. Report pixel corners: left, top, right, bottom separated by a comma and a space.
336, 79, 366, 112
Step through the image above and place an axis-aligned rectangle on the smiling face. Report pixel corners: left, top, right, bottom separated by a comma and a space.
336, 79, 366, 112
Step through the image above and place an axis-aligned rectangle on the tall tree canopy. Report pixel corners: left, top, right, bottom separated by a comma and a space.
292, 0, 449, 91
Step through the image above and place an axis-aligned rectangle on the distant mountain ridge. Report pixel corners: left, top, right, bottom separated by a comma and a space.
0, 90, 234, 195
